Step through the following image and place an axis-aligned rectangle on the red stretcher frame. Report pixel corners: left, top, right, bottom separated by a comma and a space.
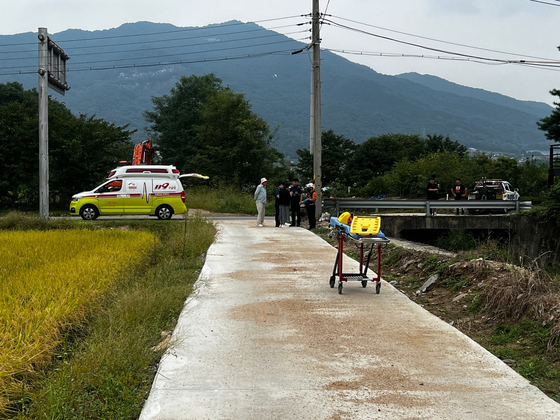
329, 226, 390, 295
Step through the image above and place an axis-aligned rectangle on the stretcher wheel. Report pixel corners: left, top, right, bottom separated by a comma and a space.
329, 276, 335, 288
338, 282, 343, 294
361, 280, 368, 288
375, 282, 381, 294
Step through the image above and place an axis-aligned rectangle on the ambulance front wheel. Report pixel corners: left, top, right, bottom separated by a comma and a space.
80, 204, 99, 220
156, 205, 173, 220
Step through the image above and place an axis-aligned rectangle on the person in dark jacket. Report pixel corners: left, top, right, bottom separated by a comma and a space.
305, 183, 318, 230
289, 178, 303, 227
427, 175, 439, 216
278, 182, 291, 227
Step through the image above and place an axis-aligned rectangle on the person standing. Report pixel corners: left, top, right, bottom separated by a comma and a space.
427, 175, 439, 216
451, 178, 467, 215
274, 181, 282, 227
289, 178, 303, 227
254, 177, 267, 226
278, 182, 291, 227
305, 183, 318, 230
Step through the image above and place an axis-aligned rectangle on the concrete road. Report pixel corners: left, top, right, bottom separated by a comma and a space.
140, 220, 560, 420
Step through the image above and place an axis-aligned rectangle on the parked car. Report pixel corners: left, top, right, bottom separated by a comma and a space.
468, 178, 520, 214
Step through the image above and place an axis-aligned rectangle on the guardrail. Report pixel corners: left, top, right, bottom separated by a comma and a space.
323, 198, 532, 216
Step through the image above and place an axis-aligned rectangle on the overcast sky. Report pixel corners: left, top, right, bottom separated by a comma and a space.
2, 0, 559, 106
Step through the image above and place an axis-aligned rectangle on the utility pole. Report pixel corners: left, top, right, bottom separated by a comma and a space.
37, 28, 69, 221
311, 0, 322, 220
38, 28, 49, 221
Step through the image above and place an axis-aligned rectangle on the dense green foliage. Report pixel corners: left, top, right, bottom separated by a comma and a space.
294, 129, 357, 186
144, 74, 285, 187
541, 180, 560, 227
537, 88, 560, 143
0, 82, 134, 210
364, 152, 549, 199
292, 129, 548, 199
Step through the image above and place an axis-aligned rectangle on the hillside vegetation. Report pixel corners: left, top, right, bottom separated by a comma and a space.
0, 21, 551, 157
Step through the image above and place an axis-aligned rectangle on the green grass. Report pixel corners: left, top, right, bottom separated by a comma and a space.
442, 274, 468, 291
402, 276, 421, 287
436, 231, 478, 252
423, 254, 455, 275
3, 214, 216, 419
0, 211, 79, 231
467, 293, 483, 314
380, 245, 407, 267
185, 186, 258, 214
488, 321, 560, 399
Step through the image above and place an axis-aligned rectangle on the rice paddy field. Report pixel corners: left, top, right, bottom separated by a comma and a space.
0, 229, 154, 414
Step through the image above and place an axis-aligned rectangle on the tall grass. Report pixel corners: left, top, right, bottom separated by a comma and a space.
186, 186, 279, 215
0, 211, 77, 231
186, 186, 255, 214
9, 215, 216, 419
0, 229, 153, 414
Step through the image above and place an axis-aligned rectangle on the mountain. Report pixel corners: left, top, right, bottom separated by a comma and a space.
0, 21, 553, 158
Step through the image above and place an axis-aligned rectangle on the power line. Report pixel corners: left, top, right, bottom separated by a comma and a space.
0, 27, 309, 62
324, 48, 560, 71
326, 14, 558, 61
71, 37, 308, 68
322, 17, 560, 67
0, 15, 307, 48
529, 0, 560, 6
0, 44, 302, 76
69, 50, 296, 74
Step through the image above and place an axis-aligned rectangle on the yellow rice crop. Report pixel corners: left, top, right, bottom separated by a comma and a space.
0, 229, 154, 410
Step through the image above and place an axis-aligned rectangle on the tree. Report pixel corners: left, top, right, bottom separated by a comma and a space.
294, 129, 357, 188
144, 74, 222, 172
195, 88, 284, 186
0, 82, 134, 210
425, 134, 468, 158
347, 133, 426, 186
144, 74, 284, 187
537, 89, 560, 143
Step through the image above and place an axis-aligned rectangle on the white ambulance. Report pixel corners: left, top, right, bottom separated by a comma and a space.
69, 165, 205, 220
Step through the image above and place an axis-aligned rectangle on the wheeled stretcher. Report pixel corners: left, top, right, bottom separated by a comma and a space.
329, 216, 390, 295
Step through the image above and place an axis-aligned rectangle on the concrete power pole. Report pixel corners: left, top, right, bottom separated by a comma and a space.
37, 28, 69, 221
38, 28, 49, 221
311, 0, 322, 220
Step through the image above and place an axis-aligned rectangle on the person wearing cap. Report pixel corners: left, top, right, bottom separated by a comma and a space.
305, 183, 318, 230
254, 177, 268, 226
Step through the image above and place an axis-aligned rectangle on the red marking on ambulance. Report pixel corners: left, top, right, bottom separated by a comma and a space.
143, 182, 149, 204
154, 183, 170, 190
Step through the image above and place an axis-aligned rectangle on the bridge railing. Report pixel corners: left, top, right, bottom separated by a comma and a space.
323, 198, 532, 216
